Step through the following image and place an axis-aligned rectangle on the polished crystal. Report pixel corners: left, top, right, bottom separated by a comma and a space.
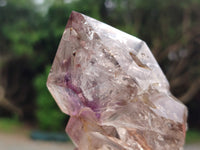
47, 11, 187, 150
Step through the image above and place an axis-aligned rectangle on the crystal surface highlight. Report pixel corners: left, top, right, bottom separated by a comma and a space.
47, 11, 187, 150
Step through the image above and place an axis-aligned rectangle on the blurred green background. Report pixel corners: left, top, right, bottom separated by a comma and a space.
0, 0, 200, 145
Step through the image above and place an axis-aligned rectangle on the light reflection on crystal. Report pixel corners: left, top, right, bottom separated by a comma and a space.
47, 11, 187, 150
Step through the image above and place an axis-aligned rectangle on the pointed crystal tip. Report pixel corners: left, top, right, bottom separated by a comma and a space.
47, 11, 187, 150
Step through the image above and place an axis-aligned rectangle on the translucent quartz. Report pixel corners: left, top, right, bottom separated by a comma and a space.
47, 11, 187, 150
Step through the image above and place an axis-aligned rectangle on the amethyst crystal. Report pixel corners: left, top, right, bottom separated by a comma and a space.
47, 11, 187, 150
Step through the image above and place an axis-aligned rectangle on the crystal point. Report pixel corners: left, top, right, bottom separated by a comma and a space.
47, 11, 187, 150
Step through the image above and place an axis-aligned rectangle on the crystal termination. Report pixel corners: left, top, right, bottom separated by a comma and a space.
47, 11, 187, 150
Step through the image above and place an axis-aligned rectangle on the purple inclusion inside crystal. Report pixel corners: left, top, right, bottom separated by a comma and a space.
65, 73, 100, 119
84, 100, 101, 119
65, 73, 82, 94
47, 12, 188, 149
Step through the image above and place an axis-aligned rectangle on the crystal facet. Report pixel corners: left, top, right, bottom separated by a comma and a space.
47, 11, 187, 150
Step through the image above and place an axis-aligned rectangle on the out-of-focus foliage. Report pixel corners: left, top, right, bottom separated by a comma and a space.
0, 0, 199, 130
0, 117, 21, 132
186, 129, 200, 144
0, 0, 40, 56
